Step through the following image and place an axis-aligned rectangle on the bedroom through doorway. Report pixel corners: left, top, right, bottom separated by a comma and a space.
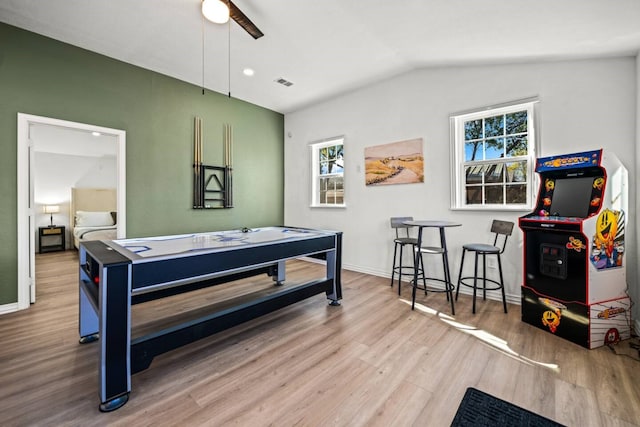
17, 114, 126, 310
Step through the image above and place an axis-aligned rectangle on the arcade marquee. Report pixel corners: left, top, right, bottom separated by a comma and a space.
519, 149, 631, 349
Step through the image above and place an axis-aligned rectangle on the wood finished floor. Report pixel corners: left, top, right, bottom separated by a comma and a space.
1, 250, 639, 426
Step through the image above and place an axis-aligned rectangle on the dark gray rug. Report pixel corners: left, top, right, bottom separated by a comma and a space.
451, 387, 565, 427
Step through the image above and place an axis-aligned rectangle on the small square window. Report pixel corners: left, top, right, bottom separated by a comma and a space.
310, 137, 345, 207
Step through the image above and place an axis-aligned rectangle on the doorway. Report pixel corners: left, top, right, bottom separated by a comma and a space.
17, 113, 126, 310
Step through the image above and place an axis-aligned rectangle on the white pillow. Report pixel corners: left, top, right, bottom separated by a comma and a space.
75, 211, 115, 227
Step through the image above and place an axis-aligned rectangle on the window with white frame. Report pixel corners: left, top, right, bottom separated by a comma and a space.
450, 100, 538, 210
310, 137, 344, 207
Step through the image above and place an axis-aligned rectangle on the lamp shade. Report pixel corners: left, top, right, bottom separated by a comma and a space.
202, 0, 230, 24
44, 205, 60, 214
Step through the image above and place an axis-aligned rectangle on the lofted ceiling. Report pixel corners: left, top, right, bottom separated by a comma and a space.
1, 0, 640, 114
31, 123, 117, 158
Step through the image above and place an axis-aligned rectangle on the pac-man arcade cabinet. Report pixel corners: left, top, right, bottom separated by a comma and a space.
519, 149, 630, 349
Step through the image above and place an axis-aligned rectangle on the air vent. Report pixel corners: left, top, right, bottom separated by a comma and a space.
275, 77, 294, 87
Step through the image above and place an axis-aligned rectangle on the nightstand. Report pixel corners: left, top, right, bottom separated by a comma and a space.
39, 226, 66, 253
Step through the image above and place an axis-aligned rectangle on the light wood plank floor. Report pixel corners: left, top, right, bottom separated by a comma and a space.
1, 250, 639, 426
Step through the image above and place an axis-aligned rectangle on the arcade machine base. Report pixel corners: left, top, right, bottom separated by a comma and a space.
522, 288, 631, 349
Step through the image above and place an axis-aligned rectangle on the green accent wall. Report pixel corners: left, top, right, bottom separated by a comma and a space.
0, 23, 284, 305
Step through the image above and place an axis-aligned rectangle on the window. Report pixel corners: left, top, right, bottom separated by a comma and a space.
450, 100, 538, 210
310, 137, 344, 207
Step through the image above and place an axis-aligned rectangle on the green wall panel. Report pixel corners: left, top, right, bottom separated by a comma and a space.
0, 23, 284, 305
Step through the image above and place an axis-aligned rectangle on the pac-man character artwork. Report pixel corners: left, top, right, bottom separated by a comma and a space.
591, 209, 625, 270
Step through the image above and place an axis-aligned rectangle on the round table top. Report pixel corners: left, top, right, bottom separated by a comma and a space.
403, 220, 462, 228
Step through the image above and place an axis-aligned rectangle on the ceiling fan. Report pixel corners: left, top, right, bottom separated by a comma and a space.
201, 0, 264, 39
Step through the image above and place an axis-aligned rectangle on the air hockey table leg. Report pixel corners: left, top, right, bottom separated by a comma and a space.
269, 261, 286, 285
325, 248, 342, 306
99, 393, 130, 412
79, 284, 99, 343
79, 334, 99, 344
97, 262, 132, 412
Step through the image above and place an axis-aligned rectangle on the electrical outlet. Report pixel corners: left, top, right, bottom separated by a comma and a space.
487, 257, 498, 269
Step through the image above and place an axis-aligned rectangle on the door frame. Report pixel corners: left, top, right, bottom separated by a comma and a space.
17, 113, 126, 310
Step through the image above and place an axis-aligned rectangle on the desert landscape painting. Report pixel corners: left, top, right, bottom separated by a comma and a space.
365, 138, 424, 186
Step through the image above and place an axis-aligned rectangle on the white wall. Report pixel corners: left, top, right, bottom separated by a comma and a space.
636, 54, 640, 329
34, 152, 117, 248
284, 57, 637, 308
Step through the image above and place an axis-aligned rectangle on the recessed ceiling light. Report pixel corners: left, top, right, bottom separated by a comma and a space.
91, 131, 101, 137
243, 68, 255, 76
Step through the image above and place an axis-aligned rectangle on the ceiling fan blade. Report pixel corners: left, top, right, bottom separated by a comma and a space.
227, 0, 264, 39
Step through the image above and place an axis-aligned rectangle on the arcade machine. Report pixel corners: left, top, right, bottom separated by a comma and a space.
519, 149, 630, 349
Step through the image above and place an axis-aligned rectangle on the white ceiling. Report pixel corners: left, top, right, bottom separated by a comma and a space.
2, 0, 640, 114
31, 123, 117, 157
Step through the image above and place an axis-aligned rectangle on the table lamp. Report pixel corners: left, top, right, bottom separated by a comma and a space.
43, 205, 60, 227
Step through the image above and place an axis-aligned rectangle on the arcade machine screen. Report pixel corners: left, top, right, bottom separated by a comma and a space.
548, 176, 594, 218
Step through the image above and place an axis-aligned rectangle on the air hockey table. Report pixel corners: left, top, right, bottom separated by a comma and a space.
78, 226, 342, 412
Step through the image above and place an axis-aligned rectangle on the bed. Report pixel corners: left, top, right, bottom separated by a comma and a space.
70, 188, 118, 249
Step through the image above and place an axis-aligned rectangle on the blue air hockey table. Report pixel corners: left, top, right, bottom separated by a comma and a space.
78, 226, 342, 411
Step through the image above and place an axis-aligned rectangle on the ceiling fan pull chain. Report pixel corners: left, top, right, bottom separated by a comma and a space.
202, 13, 206, 95
228, 17, 231, 98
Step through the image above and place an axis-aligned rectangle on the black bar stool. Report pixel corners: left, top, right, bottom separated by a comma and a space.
390, 217, 422, 295
455, 219, 514, 314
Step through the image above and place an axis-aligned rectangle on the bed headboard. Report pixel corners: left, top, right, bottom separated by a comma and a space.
70, 188, 117, 226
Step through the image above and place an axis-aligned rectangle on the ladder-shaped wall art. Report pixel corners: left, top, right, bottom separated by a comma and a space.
193, 117, 233, 209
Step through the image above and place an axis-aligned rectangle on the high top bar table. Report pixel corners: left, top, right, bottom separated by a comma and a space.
404, 220, 461, 315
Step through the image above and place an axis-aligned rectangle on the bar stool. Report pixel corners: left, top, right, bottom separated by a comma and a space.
390, 217, 422, 295
455, 219, 514, 314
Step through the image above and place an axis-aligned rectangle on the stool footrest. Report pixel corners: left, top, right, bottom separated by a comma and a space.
457, 276, 503, 291
393, 266, 423, 275
412, 277, 455, 293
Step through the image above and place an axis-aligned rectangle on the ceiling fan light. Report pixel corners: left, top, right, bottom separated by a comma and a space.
202, 0, 230, 24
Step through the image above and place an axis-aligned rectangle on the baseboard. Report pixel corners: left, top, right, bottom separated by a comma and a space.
302, 258, 391, 280
321, 261, 640, 321
0, 302, 19, 315
339, 263, 522, 306
347, 262, 636, 328
341, 263, 388, 278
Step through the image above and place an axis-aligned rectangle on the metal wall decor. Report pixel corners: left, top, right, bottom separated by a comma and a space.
193, 117, 233, 209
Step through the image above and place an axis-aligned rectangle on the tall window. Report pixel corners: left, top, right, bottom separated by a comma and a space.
310, 137, 344, 207
450, 100, 537, 210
